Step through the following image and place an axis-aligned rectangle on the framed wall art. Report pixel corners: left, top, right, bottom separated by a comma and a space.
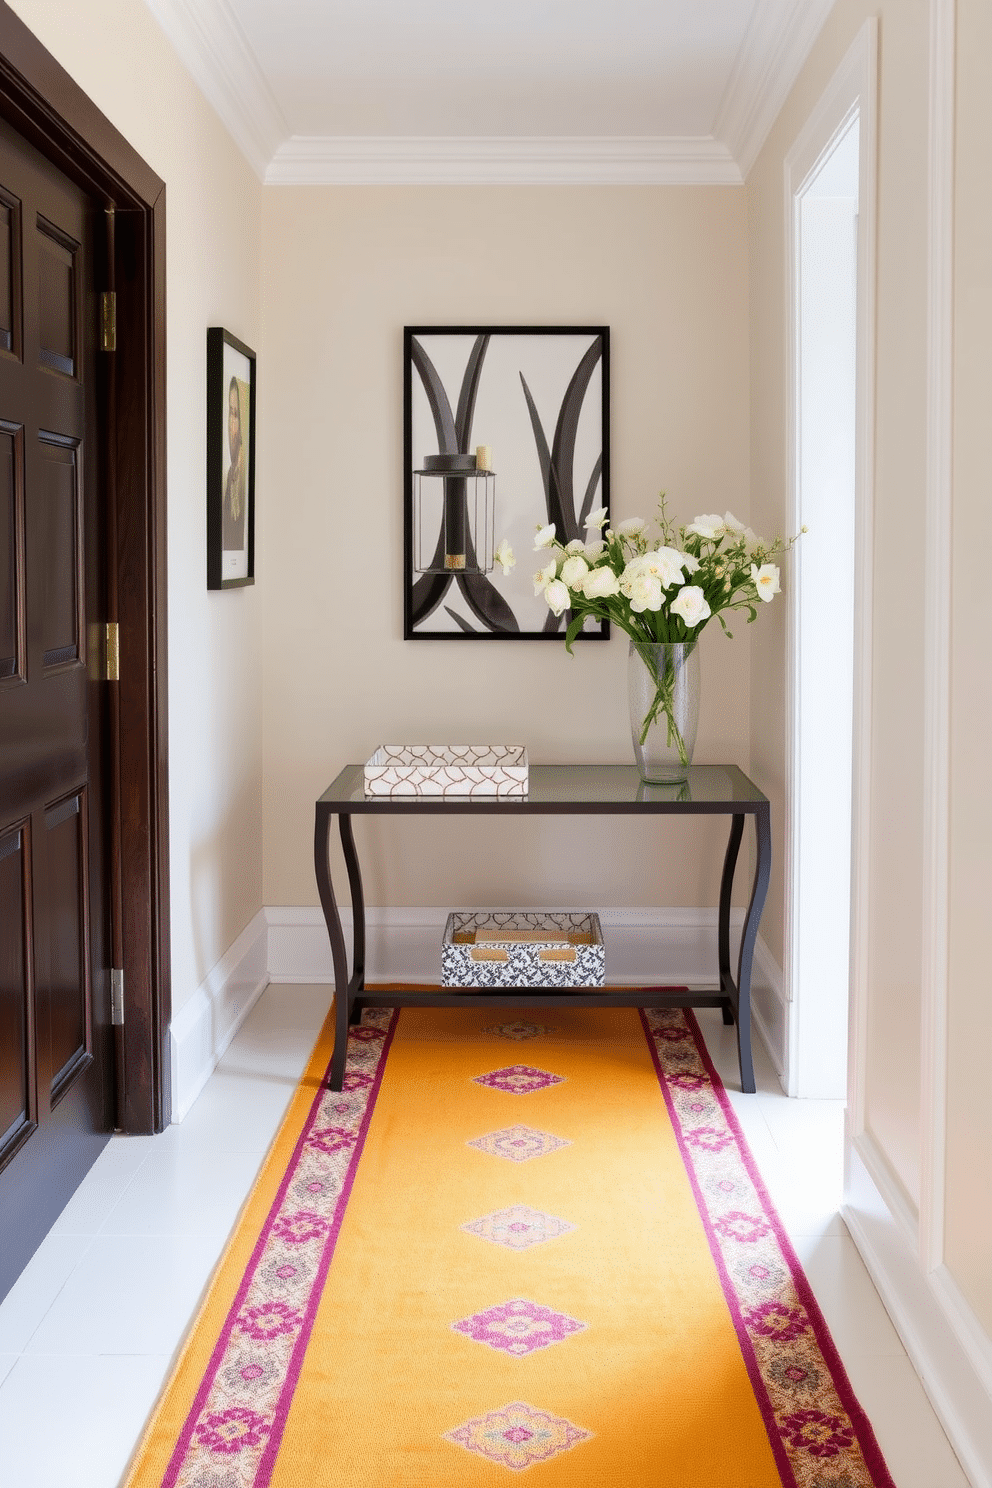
404, 325, 609, 639
207, 326, 256, 590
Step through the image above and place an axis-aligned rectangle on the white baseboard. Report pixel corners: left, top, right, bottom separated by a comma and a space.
172, 903, 786, 1115
169, 909, 270, 1122
751, 934, 788, 1082
266, 902, 762, 986
264, 902, 784, 1065
845, 1141, 992, 1488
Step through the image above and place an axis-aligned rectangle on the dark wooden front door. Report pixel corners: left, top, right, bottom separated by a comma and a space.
0, 114, 114, 1298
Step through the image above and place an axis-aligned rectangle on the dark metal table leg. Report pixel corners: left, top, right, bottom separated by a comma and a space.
719, 815, 745, 1025
734, 805, 772, 1095
314, 807, 352, 1091
340, 815, 366, 1024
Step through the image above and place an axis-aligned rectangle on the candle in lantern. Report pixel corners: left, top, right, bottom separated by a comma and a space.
444, 475, 466, 569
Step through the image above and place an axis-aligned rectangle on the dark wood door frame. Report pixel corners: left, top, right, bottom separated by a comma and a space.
0, 2, 170, 1131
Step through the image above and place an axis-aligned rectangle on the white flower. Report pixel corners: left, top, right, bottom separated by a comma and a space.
671, 585, 712, 627
544, 579, 571, 617
652, 546, 691, 587
579, 565, 621, 600
565, 538, 586, 554
617, 517, 646, 537
584, 538, 605, 561
625, 573, 664, 613
685, 514, 726, 541
560, 555, 590, 589
744, 527, 762, 551
534, 522, 557, 549
722, 511, 746, 534
494, 540, 515, 576
679, 550, 700, 574
621, 546, 685, 593
532, 559, 557, 596
584, 506, 609, 529
750, 562, 781, 602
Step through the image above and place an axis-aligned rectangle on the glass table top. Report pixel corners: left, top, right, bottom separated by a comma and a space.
317, 763, 768, 813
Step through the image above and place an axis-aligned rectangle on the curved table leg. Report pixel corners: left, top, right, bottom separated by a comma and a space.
314, 807, 352, 1091
340, 815, 365, 1024
719, 815, 745, 1025
734, 804, 772, 1095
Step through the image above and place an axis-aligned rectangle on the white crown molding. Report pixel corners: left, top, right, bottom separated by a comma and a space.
142, 0, 828, 184
714, 0, 837, 180
264, 135, 742, 187
142, 0, 288, 178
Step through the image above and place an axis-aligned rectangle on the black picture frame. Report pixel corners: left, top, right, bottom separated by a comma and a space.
207, 326, 256, 590
404, 326, 610, 639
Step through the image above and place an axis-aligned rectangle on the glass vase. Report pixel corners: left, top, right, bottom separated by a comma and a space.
628, 640, 700, 783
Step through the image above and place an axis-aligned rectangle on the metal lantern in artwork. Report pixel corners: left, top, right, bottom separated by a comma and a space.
413, 446, 495, 575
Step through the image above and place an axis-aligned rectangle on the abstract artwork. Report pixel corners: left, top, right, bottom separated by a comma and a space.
404, 326, 609, 639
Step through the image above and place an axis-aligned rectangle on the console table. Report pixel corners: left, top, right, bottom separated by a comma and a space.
314, 763, 771, 1094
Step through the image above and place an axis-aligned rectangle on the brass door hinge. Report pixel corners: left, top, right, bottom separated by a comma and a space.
105, 622, 120, 682
101, 291, 116, 352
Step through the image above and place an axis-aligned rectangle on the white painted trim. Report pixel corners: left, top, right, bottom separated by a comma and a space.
169, 909, 269, 1121
141, 0, 827, 186
853, 1128, 920, 1252
930, 1266, 992, 1403
263, 135, 742, 187
919, 0, 956, 1277
142, 0, 288, 178
845, 1143, 992, 1488
782, 20, 878, 1107
846, 18, 880, 1166
264, 904, 784, 1086
715, 0, 837, 179
751, 935, 788, 1083
265, 901, 765, 984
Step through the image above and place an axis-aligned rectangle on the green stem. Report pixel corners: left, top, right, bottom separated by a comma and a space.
636, 646, 689, 766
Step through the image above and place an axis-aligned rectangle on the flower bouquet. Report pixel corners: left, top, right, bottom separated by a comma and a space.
497, 495, 799, 778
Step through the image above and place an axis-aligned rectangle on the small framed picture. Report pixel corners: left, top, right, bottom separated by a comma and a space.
207, 327, 256, 589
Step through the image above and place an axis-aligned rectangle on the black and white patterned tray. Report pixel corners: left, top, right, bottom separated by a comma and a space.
442, 911, 604, 988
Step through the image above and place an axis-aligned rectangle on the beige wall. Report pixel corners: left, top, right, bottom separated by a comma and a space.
258, 186, 752, 912
746, 0, 929, 1206
946, 0, 992, 1336
8, 0, 266, 1014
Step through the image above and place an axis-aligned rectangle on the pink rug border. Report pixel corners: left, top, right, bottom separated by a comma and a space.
640, 1006, 897, 1488
159, 1010, 398, 1488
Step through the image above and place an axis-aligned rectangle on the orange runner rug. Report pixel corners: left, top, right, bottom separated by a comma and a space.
124, 1001, 896, 1486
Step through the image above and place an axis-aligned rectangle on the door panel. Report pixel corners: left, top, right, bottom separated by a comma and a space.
38, 435, 81, 668
0, 820, 31, 1160
0, 419, 21, 679
0, 113, 113, 1299
0, 189, 17, 355
36, 217, 77, 377
44, 788, 90, 1103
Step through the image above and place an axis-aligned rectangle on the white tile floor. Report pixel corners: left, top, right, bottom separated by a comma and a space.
0, 985, 974, 1488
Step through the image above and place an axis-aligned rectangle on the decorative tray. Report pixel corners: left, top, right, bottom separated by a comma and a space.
363, 744, 528, 797
442, 911, 605, 987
